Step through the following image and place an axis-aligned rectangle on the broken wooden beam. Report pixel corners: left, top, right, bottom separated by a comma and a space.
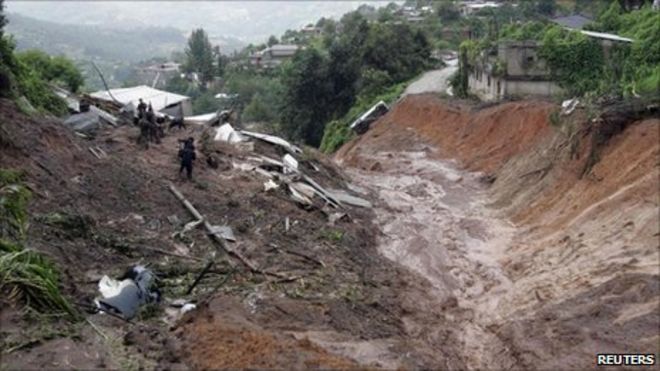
168, 183, 257, 272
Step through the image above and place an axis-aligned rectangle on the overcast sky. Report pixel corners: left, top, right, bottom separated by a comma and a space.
6, 1, 387, 42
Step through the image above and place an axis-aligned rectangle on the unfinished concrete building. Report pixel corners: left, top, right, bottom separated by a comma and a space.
468, 41, 562, 101
468, 29, 633, 101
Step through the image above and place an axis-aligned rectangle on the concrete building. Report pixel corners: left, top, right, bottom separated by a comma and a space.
134, 62, 181, 89
459, 1, 502, 16
468, 41, 562, 101
468, 29, 633, 101
250, 44, 301, 69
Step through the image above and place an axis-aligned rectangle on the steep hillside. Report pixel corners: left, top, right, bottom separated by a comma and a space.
0, 97, 476, 369
337, 94, 659, 370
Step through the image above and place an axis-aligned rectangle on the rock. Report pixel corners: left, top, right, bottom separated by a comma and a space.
369, 162, 383, 171
146, 219, 161, 231
167, 215, 181, 226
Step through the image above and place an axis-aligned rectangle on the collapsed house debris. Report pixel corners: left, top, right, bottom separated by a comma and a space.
63, 104, 118, 135
561, 98, 580, 116
89, 85, 192, 117
211, 123, 371, 211
184, 112, 218, 126
95, 265, 160, 320
240, 130, 303, 155
214, 123, 247, 143
350, 101, 389, 134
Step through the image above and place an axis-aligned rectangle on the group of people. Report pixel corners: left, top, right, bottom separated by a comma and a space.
136, 98, 164, 148
135, 98, 196, 181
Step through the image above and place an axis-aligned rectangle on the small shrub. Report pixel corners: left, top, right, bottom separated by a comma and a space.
0, 248, 77, 318
549, 110, 561, 127
0, 169, 77, 320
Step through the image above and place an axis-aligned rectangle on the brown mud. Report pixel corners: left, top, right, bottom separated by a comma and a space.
337, 93, 659, 370
1, 91, 658, 369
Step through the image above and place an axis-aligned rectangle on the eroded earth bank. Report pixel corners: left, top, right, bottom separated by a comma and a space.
337, 94, 659, 370
1, 93, 658, 369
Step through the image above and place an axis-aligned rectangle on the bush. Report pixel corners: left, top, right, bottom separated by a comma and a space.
0, 36, 68, 115
0, 247, 77, 318
319, 81, 406, 153
0, 169, 77, 319
15, 61, 68, 115
16, 50, 84, 93
539, 26, 605, 96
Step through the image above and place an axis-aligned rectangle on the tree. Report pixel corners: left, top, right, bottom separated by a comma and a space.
536, 0, 557, 16
185, 28, 214, 83
0, 0, 11, 95
363, 23, 430, 82
326, 14, 369, 117
279, 48, 332, 146
436, 0, 460, 23
0, 0, 6, 37
267, 35, 279, 47
212, 45, 228, 78
16, 50, 84, 92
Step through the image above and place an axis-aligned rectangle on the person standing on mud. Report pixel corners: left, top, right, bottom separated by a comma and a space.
137, 117, 151, 149
146, 103, 155, 124
178, 137, 196, 180
137, 98, 147, 119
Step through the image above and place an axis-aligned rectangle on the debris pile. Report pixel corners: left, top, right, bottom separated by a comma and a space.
95, 265, 160, 320
350, 100, 389, 134
210, 123, 371, 213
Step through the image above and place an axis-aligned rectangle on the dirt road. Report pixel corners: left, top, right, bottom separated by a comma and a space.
403, 60, 458, 97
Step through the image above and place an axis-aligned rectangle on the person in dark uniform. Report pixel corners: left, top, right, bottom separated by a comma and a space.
168, 116, 186, 131
137, 98, 147, 120
178, 137, 196, 180
144, 104, 160, 144
137, 117, 150, 149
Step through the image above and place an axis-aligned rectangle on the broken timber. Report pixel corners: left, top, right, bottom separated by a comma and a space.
168, 183, 290, 280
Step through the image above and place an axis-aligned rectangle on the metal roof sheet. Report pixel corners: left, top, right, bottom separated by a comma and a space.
90, 85, 190, 112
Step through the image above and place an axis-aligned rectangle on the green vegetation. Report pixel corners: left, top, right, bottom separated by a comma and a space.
16, 50, 84, 92
0, 169, 77, 319
453, 2, 660, 99
0, 2, 81, 115
184, 29, 215, 84
320, 81, 407, 153
0, 246, 77, 318
168, 7, 431, 148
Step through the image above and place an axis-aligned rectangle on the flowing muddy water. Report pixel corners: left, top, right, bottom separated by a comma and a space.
345, 146, 519, 369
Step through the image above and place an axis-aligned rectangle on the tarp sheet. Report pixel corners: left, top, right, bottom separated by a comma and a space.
214, 123, 247, 143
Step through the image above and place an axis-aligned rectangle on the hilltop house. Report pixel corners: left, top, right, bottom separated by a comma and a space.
300, 25, 321, 36
551, 14, 592, 30
469, 41, 562, 101
134, 62, 181, 89
250, 44, 301, 69
468, 30, 633, 101
459, 1, 502, 16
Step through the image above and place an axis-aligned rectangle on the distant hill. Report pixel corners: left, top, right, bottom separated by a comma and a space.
5, 2, 366, 43
6, 13, 189, 62
5, 13, 245, 91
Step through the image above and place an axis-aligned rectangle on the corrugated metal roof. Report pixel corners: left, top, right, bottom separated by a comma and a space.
552, 15, 592, 30
579, 30, 633, 43
90, 85, 190, 112
350, 101, 389, 130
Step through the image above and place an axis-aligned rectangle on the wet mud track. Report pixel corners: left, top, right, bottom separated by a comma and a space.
345, 144, 518, 369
